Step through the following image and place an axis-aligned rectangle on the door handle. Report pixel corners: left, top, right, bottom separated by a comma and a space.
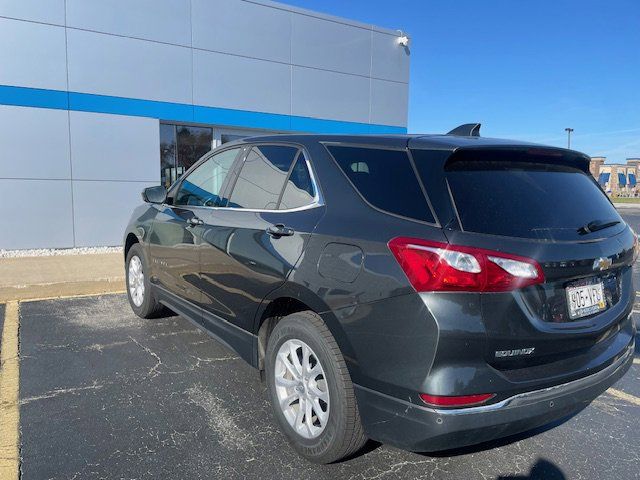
266, 224, 294, 237
186, 216, 204, 227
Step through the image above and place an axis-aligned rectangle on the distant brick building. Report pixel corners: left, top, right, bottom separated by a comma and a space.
589, 157, 640, 195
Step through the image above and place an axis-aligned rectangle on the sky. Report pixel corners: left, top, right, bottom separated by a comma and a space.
282, 0, 640, 163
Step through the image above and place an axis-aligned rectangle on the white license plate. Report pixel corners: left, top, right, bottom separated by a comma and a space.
566, 282, 606, 319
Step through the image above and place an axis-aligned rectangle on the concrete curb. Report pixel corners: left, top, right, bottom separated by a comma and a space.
0, 252, 125, 302
613, 203, 640, 209
0, 280, 125, 303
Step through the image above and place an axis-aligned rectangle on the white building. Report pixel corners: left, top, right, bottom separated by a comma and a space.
0, 0, 410, 249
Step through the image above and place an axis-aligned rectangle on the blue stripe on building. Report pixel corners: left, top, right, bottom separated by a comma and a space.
0, 84, 407, 135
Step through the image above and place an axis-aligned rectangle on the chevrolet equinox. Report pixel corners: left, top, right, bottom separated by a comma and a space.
124, 125, 635, 463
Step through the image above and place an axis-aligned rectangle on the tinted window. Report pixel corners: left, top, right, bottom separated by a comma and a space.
174, 148, 240, 207
160, 123, 213, 189
160, 124, 177, 189
177, 125, 213, 171
446, 157, 623, 241
327, 146, 435, 223
228, 145, 298, 209
280, 154, 316, 210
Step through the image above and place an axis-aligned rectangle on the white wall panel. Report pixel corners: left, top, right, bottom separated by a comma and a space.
66, 0, 191, 46
0, 18, 67, 90
0, 0, 65, 25
370, 79, 409, 127
371, 31, 410, 83
0, 179, 74, 249
67, 29, 192, 103
193, 50, 291, 115
72, 180, 156, 247
192, 0, 290, 63
292, 66, 369, 123
0, 105, 70, 179
70, 111, 159, 182
291, 14, 371, 77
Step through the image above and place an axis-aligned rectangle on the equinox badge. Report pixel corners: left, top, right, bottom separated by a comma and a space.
495, 347, 535, 358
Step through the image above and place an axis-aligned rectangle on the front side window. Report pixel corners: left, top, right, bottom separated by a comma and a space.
174, 148, 240, 207
327, 145, 436, 223
279, 154, 316, 210
228, 145, 299, 210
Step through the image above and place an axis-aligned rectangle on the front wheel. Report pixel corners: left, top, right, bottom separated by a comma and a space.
265, 311, 367, 463
125, 243, 166, 318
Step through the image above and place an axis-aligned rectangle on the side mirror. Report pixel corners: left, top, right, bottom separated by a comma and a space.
142, 186, 167, 204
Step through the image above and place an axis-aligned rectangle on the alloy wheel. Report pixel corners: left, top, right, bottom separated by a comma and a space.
274, 339, 330, 439
128, 255, 145, 307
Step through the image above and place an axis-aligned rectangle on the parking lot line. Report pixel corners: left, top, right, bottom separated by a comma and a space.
607, 388, 640, 407
18, 290, 125, 304
0, 301, 20, 480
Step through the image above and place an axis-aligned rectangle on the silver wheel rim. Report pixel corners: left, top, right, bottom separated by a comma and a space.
274, 339, 330, 439
128, 255, 145, 307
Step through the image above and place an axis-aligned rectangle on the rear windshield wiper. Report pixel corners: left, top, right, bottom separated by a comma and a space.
577, 219, 621, 235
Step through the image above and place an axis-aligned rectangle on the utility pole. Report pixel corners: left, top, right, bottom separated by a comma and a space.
565, 127, 574, 149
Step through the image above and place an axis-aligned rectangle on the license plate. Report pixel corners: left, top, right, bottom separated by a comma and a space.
566, 281, 606, 319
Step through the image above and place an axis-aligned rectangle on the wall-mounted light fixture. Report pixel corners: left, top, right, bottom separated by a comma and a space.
397, 30, 410, 47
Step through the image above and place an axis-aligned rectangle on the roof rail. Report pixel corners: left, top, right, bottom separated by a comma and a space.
447, 123, 481, 137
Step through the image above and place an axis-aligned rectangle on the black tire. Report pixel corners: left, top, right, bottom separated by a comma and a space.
265, 311, 367, 463
125, 243, 166, 319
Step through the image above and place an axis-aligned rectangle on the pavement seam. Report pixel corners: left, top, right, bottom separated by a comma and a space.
0, 301, 20, 480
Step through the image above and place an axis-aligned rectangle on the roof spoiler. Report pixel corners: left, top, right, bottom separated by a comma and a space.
447, 123, 481, 137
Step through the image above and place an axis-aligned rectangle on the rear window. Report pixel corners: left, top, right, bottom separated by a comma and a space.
446, 155, 623, 241
327, 145, 436, 223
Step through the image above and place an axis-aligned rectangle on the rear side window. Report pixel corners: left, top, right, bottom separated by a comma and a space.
228, 145, 299, 210
327, 145, 435, 223
446, 152, 623, 241
279, 154, 316, 210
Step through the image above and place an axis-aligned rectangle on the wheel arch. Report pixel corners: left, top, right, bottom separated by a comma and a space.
124, 232, 140, 260
253, 283, 357, 374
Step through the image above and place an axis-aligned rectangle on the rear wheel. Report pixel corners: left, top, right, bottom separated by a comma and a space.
125, 243, 166, 318
265, 311, 367, 463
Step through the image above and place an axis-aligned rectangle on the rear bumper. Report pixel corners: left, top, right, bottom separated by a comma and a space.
355, 340, 634, 452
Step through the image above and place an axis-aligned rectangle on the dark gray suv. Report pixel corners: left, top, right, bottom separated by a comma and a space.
124, 126, 636, 463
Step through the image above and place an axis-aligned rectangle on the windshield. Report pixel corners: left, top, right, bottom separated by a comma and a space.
446, 159, 624, 241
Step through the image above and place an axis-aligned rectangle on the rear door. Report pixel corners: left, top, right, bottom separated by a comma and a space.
196, 144, 325, 332
413, 147, 635, 374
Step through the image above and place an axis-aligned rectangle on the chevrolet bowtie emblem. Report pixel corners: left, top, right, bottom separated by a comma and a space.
593, 257, 612, 271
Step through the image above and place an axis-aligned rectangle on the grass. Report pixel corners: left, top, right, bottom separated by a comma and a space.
611, 197, 640, 203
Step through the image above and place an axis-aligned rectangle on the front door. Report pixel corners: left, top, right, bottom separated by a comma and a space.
149, 146, 244, 307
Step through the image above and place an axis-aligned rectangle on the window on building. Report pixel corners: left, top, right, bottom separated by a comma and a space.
160, 123, 213, 189
174, 148, 241, 207
228, 145, 299, 210
326, 145, 436, 223
221, 133, 247, 144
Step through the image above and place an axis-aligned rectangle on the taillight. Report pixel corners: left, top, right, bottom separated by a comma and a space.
419, 392, 495, 408
388, 237, 544, 293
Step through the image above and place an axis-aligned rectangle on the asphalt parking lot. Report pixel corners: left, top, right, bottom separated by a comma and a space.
3, 209, 640, 480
